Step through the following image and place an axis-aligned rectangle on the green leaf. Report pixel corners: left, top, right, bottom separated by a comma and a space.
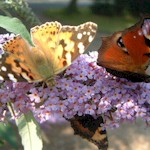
0, 15, 34, 46
0, 122, 19, 149
16, 111, 43, 150
0, 139, 4, 146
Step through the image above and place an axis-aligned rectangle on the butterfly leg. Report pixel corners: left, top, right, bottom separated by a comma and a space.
44, 77, 56, 87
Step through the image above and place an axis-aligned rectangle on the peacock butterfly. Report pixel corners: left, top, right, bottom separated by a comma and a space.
97, 17, 150, 82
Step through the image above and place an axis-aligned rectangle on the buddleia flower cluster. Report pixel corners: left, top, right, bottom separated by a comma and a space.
0, 34, 149, 129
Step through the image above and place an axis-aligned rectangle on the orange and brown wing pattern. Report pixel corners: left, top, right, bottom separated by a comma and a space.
69, 115, 108, 150
98, 17, 150, 82
2, 35, 41, 82
1, 21, 97, 83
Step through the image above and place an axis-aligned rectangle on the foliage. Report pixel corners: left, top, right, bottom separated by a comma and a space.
126, 0, 150, 16
90, 0, 116, 16
0, 15, 33, 45
15, 112, 43, 150
0, 0, 40, 29
0, 122, 20, 149
64, 0, 79, 14
44, 8, 137, 33
90, 0, 150, 17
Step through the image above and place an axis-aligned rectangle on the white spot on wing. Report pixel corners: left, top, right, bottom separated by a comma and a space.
77, 33, 83, 39
8, 73, 17, 82
21, 72, 31, 81
1, 66, 7, 72
0, 76, 4, 81
65, 52, 71, 64
87, 32, 91, 35
78, 42, 85, 54
83, 31, 87, 35
88, 35, 94, 42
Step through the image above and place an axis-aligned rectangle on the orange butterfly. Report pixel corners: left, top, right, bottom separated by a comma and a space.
0, 21, 97, 83
98, 17, 150, 82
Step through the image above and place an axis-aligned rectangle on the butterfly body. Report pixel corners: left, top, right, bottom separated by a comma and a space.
98, 17, 150, 82
1, 21, 97, 83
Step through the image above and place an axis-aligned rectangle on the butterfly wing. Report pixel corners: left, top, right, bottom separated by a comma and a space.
69, 115, 108, 150
54, 22, 97, 74
2, 35, 43, 82
98, 17, 150, 82
31, 21, 97, 76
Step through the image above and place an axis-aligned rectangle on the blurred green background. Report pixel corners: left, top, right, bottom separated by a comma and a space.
29, 0, 150, 33
0, 0, 150, 150
2, 0, 150, 33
